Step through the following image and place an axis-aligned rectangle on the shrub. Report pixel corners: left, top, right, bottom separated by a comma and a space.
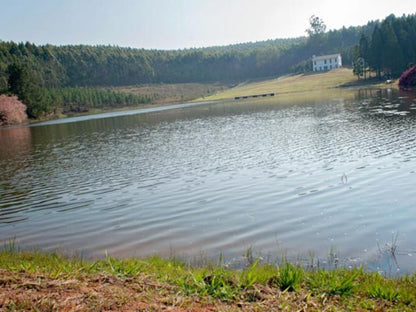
399, 65, 416, 88
0, 94, 28, 125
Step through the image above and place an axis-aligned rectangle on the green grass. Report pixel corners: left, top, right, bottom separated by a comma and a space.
268, 262, 303, 291
2, 247, 416, 311
307, 268, 360, 296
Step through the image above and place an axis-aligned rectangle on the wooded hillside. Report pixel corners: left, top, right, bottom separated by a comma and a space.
0, 13, 415, 119
0, 19, 379, 89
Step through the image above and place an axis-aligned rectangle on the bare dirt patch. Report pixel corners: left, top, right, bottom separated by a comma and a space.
0, 270, 227, 311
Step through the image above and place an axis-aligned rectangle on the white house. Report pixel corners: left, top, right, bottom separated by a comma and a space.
312, 54, 342, 72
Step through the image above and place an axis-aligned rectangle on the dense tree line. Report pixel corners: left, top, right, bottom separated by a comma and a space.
353, 14, 416, 79
0, 21, 376, 90
0, 39, 306, 88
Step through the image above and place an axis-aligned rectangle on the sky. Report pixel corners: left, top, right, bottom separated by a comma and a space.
0, 0, 415, 50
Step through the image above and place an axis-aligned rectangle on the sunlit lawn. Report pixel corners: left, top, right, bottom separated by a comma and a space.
202, 68, 392, 101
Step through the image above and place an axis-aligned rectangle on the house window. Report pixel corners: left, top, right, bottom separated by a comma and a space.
324, 60, 327, 64
330, 58, 332, 63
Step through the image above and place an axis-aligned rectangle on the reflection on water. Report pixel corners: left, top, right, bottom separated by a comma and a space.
0, 126, 32, 158
355, 88, 416, 116
1, 88, 416, 274
0, 127, 33, 224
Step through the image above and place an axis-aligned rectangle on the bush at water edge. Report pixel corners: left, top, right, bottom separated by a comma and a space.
0, 94, 28, 126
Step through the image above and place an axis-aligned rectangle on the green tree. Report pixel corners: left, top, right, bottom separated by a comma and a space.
368, 25, 384, 79
0, 76, 7, 91
381, 17, 403, 77
306, 15, 327, 37
7, 63, 30, 96
353, 34, 370, 79
359, 35, 369, 63
7, 63, 51, 118
353, 57, 366, 79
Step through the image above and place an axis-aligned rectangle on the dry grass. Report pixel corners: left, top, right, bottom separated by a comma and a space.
0, 269, 361, 312
201, 68, 394, 101
0, 269, 218, 311
116, 82, 231, 105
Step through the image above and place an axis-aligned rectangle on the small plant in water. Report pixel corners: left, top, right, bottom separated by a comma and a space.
245, 245, 255, 266
377, 232, 401, 274
327, 246, 339, 269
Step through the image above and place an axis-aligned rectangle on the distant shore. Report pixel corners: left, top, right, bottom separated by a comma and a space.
42, 69, 399, 124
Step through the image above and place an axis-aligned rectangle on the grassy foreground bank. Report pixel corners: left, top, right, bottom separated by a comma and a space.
1, 249, 416, 311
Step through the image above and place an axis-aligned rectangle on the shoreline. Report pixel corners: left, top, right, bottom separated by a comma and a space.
1, 248, 415, 311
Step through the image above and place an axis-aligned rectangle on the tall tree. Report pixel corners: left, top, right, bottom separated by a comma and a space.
356, 34, 370, 79
368, 25, 384, 79
381, 17, 403, 77
7, 63, 50, 118
306, 15, 327, 37
358, 34, 370, 62
7, 63, 31, 96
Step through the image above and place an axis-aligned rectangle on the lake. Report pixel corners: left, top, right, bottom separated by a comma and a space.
1, 88, 416, 274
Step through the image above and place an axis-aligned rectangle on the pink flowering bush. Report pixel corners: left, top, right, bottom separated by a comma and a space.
399, 66, 416, 88
0, 94, 28, 126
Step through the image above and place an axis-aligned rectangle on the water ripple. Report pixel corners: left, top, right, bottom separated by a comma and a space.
2, 89, 416, 273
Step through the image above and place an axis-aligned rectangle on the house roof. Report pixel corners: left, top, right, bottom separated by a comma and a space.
312, 53, 341, 60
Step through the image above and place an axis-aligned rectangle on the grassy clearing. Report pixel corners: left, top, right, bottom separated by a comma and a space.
116, 82, 231, 105
201, 68, 397, 101
1, 248, 416, 311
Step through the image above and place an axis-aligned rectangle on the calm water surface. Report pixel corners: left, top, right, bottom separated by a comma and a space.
1, 89, 416, 273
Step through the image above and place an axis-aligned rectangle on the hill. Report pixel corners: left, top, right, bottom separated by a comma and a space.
202, 68, 359, 101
